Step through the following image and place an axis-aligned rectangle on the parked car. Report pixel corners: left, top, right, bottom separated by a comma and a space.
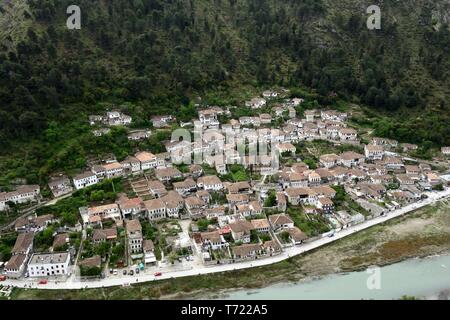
123, 270, 127, 275
154, 272, 162, 277
129, 270, 134, 276
0, 275, 6, 281
135, 268, 140, 274
38, 279, 48, 285
109, 268, 113, 274
113, 269, 118, 276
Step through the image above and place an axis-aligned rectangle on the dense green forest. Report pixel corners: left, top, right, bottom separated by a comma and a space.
0, 0, 449, 185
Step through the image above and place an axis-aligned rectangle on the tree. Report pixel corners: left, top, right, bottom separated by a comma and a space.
264, 190, 277, 207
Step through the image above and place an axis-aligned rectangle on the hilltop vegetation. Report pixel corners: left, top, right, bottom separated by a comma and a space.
0, 0, 449, 184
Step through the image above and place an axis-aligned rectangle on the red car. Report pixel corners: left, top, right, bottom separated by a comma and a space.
0, 275, 6, 281
154, 272, 162, 277
38, 279, 48, 285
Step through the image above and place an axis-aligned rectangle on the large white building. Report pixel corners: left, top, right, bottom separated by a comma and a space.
73, 171, 98, 190
27, 252, 71, 277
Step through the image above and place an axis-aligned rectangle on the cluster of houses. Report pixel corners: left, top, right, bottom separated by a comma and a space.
197, 105, 356, 144
0, 185, 41, 212
89, 111, 132, 127
72, 151, 168, 190
3, 229, 72, 279
194, 211, 308, 262
89, 110, 154, 142
2, 89, 448, 278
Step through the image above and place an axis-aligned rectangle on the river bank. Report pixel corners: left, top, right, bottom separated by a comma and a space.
219, 254, 450, 300
9, 200, 450, 300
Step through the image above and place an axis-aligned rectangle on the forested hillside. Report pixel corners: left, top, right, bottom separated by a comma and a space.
0, 0, 449, 183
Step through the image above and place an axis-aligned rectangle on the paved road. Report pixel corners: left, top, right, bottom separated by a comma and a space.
4, 188, 450, 290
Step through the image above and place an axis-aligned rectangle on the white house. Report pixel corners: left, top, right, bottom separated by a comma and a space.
4, 254, 28, 278
339, 151, 365, 168
126, 219, 143, 254
73, 171, 98, 190
102, 161, 124, 179
365, 144, 384, 161
268, 214, 294, 231
319, 154, 340, 169
135, 151, 157, 171
197, 175, 223, 191
27, 252, 71, 277
83, 203, 121, 224
144, 198, 167, 221
120, 156, 141, 175
338, 128, 358, 141
201, 231, 228, 250
118, 196, 144, 219
198, 109, 220, 126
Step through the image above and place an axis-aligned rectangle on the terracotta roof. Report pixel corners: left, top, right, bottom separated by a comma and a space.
262, 240, 281, 251
143, 239, 155, 252
12, 232, 34, 254
251, 219, 270, 230
5, 254, 27, 270
161, 191, 184, 208
53, 233, 69, 249
276, 192, 286, 203
93, 228, 117, 241
88, 203, 119, 215
198, 175, 222, 186
144, 198, 165, 211
74, 171, 96, 180
102, 162, 122, 171
287, 227, 308, 241
320, 154, 340, 162
229, 220, 254, 234
135, 151, 156, 162
155, 167, 182, 178
126, 219, 142, 233
201, 230, 222, 243
147, 180, 166, 191
286, 187, 314, 198
318, 197, 333, 206
269, 214, 293, 226
232, 243, 261, 257
118, 197, 143, 210
340, 151, 365, 161
226, 193, 249, 202
79, 255, 101, 268
185, 196, 206, 207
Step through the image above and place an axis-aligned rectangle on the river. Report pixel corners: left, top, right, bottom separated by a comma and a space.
220, 254, 450, 300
